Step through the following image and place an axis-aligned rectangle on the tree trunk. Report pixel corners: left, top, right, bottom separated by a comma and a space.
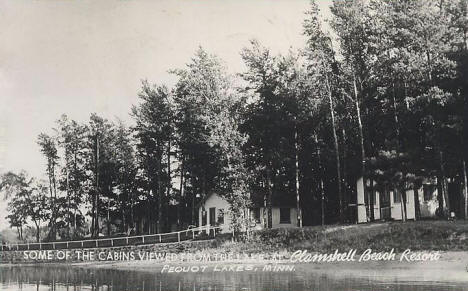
94, 135, 100, 237
93, 134, 99, 237
439, 149, 450, 213
178, 154, 185, 229
263, 176, 268, 229
436, 175, 445, 216
47, 160, 57, 241
402, 188, 408, 222
35, 221, 40, 242
392, 81, 408, 222
73, 208, 77, 237
122, 199, 126, 233
266, 168, 273, 229
325, 75, 343, 223
66, 168, 70, 238
414, 187, 421, 221
157, 156, 162, 234
73, 151, 78, 235
341, 128, 349, 222
294, 121, 302, 227
315, 135, 325, 226
166, 140, 171, 232
398, 188, 406, 222
107, 199, 110, 236
369, 180, 375, 221
91, 203, 95, 237
17, 227, 22, 241
463, 159, 468, 220
320, 178, 325, 226
51, 160, 57, 240
130, 192, 134, 232
191, 189, 195, 226
353, 74, 366, 212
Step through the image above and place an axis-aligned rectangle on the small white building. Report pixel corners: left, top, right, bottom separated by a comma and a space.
357, 177, 416, 222
198, 192, 298, 232
356, 177, 462, 223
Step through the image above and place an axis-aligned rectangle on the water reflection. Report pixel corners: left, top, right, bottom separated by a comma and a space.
1, 266, 467, 291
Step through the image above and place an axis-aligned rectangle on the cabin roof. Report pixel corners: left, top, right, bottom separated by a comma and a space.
198, 192, 297, 209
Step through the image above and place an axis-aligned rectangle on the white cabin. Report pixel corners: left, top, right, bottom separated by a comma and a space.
198, 192, 298, 232
356, 177, 464, 223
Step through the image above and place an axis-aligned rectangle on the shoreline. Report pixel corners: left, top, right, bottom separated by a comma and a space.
2, 251, 467, 283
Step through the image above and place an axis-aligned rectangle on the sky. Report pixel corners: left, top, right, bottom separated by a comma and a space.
0, 0, 332, 229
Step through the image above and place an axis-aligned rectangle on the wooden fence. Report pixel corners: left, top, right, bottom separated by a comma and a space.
0, 226, 221, 252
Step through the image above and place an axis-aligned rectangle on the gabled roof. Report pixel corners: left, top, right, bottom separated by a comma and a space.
196, 191, 225, 209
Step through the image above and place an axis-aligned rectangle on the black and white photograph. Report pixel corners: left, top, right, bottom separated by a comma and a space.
0, 0, 467, 290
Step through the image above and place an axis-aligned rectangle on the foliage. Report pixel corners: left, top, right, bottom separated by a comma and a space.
3, 0, 468, 242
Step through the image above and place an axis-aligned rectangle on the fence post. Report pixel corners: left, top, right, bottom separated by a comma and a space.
66, 242, 69, 249
27, 243, 30, 250
95, 240, 98, 248
159, 234, 161, 243
81, 241, 84, 248
142, 236, 145, 244
39, 243, 42, 250
178, 232, 180, 242
126, 237, 128, 245
17, 244, 19, 251
53, 243, 55, 250
111, 239, 114, 247
192, 230, 195, 239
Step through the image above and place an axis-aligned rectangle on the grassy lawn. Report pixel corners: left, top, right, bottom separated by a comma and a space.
213, 220, 468, 253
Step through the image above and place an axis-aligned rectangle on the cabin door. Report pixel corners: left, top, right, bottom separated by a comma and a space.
380, 189, 391, 220
209, 207, 216, 226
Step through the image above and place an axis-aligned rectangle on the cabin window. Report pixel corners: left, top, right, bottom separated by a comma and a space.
423, 184, 435, 201
393, 190, 401, 204
252, 208, 261, 222
279, 208, 291, 224
218, 209, 225, 224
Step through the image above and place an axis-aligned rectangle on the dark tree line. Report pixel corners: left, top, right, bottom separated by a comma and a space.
1, 0, 467, 241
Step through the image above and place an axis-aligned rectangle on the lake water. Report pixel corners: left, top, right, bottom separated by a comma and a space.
1, 266, 467, 291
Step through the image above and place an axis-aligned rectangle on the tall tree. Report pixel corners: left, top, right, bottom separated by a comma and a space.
1, 172, 49, 242
304, 0, 344, 222
112, 119, 137, 233
86, 114, 115, 237
37, 133, 59, 239
132, 82, 174, 234
56, 115, 87, 238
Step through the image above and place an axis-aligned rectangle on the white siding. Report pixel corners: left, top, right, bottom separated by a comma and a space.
390, 190, 415, 220
256, 207, 298, 228
198, 194, 231, 233
372, 190, 381, 220
419, 186, 438, 218
357, 179, 420, 222
357, 177, 367, 223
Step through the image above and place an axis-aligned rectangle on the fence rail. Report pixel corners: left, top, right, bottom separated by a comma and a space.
0, 226, 221, 252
